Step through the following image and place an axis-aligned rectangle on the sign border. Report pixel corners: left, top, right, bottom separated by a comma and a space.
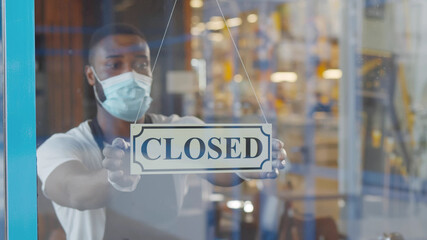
131, 124, 272, 174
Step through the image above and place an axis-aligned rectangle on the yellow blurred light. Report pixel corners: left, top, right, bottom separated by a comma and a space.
226, 17, 242, 27
323, 69, 342, 79
371, 130, 382, 148
190, 0, 203, 8
247, 14, 258, 23
207, 17, 225, 30
191, 23, 205, 35
208, 32, 224, 42
271, 72, 298, 83
191, 28, 201, 36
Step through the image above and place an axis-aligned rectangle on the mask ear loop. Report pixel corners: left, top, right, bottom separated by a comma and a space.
91, 66, 105, 104
134, 0, 178, 124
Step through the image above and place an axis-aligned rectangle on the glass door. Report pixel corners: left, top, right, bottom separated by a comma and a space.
32, 0, 427, 240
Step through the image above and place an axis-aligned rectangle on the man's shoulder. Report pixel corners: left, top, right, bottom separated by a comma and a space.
38, 121, 93, 151
149, 114, 204, 124
36, 121, 96, 186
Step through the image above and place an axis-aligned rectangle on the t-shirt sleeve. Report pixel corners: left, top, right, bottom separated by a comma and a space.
159, 114, 204, 124
172, 116, 204, 124
37, 134, 85, 192
150, 113, 204, 124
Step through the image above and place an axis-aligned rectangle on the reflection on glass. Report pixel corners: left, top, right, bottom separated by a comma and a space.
35, 0, 427, 239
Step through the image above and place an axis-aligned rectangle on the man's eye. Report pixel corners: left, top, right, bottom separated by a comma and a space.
134, 62, 149, 71
106, 62, 122, 69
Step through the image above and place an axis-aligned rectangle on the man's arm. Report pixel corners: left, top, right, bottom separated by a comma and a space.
44, 138, 141, 210
205, 173, 245, 187
44, 160, 110, 210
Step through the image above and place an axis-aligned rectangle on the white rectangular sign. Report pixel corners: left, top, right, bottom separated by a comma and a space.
130, 124, 272, 174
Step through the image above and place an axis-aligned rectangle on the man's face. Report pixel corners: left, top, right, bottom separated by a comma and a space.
87, 34, 151, 85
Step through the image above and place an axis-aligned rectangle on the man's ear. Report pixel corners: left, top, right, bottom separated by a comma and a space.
85, 65, 96, 86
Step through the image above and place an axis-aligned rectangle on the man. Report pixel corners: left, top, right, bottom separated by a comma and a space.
37, 24, 287, 240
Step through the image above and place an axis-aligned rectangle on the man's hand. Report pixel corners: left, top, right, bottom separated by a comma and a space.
102, 138, 141, 192
237, 138, 287, 180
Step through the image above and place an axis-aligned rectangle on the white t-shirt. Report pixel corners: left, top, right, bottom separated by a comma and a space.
37, 114, 203, 240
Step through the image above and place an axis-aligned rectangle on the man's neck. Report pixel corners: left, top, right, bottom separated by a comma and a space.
96, 106, 144, 144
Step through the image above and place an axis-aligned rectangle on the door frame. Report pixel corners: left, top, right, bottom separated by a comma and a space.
3, 0, 37, 239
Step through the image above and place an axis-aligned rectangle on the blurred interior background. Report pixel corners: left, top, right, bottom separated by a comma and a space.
0, 0, 426, 239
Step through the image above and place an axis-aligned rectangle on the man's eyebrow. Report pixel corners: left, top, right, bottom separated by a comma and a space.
135, 54, 148, 59
106, 54, 123, 59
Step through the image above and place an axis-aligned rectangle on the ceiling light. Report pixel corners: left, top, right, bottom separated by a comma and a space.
247, 14, 258, 23
271, 72, 298, 83
190, 0, 203, 8
226, 17, 242, 27
227, 200, 243, 209
243, 201, 254, 213
323, 69, 342, 79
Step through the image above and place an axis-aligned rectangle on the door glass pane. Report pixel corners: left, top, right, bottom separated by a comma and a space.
35, 0, 427, 239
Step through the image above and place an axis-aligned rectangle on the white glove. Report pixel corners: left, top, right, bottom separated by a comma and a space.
102, 138, 141, 192
237, 138, 287, 180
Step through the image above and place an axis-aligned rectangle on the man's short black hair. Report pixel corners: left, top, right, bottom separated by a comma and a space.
88, 23, 146, 64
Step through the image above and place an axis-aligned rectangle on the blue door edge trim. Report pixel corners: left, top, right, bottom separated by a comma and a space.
3, 0, 38, 239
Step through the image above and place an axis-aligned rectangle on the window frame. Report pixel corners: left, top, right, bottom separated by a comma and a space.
3, 0, 37, 239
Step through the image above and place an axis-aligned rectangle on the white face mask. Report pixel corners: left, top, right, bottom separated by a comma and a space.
91, 67, 153, 122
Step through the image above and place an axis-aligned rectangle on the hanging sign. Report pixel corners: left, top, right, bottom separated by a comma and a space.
130, 124, 272, 174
